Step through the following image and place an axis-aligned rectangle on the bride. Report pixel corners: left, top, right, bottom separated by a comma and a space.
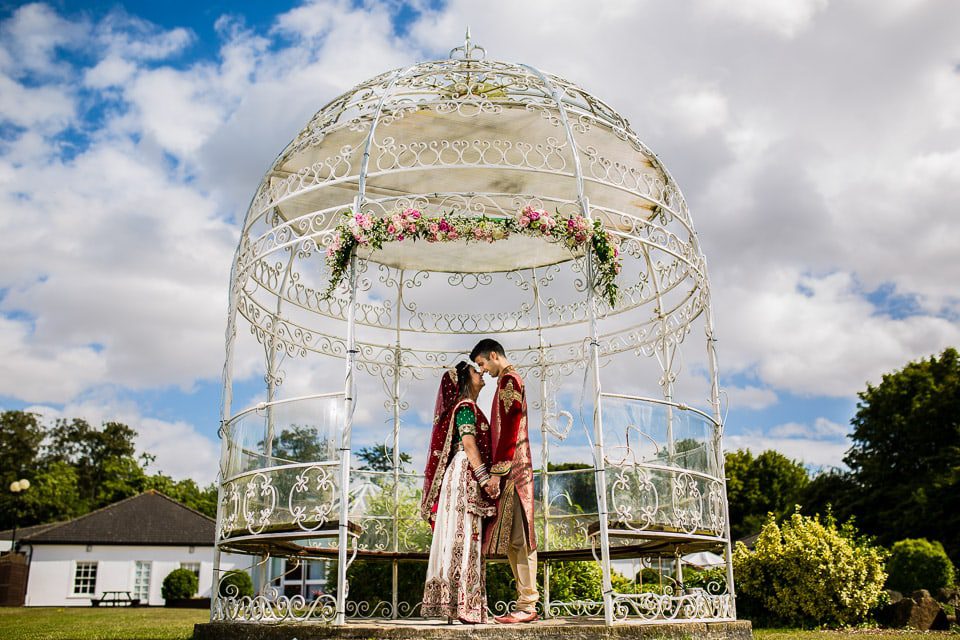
420, 361, 499, 623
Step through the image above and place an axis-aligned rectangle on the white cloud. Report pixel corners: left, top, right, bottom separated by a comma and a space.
0, 3, 88, 78
0, 316, 107, 403
726, 384, 778, 410
83, 55, 137, 89
24, 398, 220, 484
0, 74, 74, 132
665, 85, 730, 137
698, 0, 830, 38
769, 417, 847, 439
724, 424, 849, 469
718, 269, 960, 397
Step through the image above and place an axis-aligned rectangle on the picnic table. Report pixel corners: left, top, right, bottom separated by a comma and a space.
91, 590, 141, 607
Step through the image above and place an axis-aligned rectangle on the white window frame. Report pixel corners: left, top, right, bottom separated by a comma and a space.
133, 561, 152, 602
72, 561, 98, 596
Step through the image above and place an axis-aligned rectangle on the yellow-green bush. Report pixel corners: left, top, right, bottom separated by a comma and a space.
733, 511, 887, 627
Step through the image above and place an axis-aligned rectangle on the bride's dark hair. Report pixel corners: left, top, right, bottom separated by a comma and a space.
454, 361, 473, 398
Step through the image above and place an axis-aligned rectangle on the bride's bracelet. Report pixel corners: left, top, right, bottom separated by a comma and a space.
473, 464, 491, 484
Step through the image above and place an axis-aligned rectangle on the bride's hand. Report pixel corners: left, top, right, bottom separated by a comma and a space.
484, 477, 500, 499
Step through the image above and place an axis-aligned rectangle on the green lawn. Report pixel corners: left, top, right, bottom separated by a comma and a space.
0, 609, 956, 640
0, 607, 207, 640
756, 630, 959, 640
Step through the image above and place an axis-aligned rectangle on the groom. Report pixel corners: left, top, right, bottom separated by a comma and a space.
471, 338, 539, 624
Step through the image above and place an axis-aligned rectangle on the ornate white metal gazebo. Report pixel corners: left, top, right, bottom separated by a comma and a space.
212, 34, 735, 627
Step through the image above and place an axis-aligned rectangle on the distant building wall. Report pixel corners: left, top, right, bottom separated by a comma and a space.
24, 544, 245, 606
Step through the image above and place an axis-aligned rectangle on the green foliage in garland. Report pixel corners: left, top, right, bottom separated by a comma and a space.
323, 206, 622, 306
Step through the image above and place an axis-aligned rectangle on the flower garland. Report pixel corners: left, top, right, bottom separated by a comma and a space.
323, 205, 622, 305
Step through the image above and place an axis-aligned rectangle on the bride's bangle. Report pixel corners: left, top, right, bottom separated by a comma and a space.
473, 464, 490, 484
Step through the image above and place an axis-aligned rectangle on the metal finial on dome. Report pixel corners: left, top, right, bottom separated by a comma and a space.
449, 27, 485, 60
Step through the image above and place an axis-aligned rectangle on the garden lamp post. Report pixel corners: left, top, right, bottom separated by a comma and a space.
8, 479, 30, 553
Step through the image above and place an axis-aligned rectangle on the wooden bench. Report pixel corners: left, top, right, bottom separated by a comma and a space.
91, 590, 140, 607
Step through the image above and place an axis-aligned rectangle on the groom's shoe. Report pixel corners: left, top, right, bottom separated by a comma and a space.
495, 610, 539, 624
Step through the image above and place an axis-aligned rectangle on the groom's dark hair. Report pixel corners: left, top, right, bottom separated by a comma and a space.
470, 338, 505, 361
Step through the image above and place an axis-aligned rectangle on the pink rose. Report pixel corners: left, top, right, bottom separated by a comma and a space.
387, 224, 396, 234
529, 210, 540, 221
519, 216, 530, 228
447, 229, 459, 240
429, 223, 439, 234
473, 228, 484, 239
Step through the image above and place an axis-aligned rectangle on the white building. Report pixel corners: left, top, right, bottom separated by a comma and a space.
10, 491, 247, 607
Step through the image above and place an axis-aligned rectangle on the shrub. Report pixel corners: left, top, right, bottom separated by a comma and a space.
886, 538, 956, 594
733, 511, 887, 627
218, 570, 254, 598
684, 566, 727, 592
162, 568, 199, 601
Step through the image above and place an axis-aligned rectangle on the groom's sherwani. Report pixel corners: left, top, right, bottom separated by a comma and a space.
483, 365, 538, 612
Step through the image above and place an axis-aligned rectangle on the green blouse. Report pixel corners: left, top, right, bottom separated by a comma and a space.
454, 404, 478, 443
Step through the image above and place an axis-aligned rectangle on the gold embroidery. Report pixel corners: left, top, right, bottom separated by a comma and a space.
499, 380, 522, 411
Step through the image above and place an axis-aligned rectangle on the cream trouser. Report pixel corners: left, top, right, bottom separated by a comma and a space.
506, 492, 539, 612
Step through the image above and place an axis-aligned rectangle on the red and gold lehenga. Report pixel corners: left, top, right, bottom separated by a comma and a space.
420, 368, 496, 623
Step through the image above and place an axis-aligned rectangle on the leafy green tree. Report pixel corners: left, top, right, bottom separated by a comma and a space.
43, 418, 145, 511
268, 425, 333, 463
17, 461, 83, 525
725, 449, 810, 539
357, 444, 412, 473
144, 474, 218, 518
799, 468, 857, 524
734, 511, 887, 627
844, 348, 960, 564
0, 410, 46, 529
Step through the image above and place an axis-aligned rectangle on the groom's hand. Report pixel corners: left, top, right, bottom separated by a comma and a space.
484, 477, 500, 499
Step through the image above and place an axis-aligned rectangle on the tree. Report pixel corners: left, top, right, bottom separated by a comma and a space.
0, 411, 46, 529
844, 348, 960, 564
724, 449, 810, 540
43, 418, 145, 511
144, 474, 218, 518
798, 468, 857, 524
0, 410, 215, 529
268, 425, 332, 463
357, 444, 411, 473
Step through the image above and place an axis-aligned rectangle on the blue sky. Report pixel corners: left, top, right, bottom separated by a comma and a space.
1, 0, 958, 484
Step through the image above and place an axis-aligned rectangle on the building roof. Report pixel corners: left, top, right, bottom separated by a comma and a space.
0, 521, 65, 541
18, 491, 215, 547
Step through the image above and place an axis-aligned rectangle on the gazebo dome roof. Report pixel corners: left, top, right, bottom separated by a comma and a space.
240, 36, 700, 276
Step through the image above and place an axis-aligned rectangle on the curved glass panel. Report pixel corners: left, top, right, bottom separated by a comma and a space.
222, 394, 344, 480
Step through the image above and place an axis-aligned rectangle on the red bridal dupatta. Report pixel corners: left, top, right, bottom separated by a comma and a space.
420, 368, 494, 526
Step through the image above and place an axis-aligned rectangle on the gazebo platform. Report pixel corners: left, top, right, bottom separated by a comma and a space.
194, 618, 752, 640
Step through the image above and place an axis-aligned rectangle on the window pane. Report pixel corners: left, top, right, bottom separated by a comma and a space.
134, 561, 151, 601
73, 562, 98, 595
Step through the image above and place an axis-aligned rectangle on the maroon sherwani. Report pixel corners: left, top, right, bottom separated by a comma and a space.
483, 366, 537, 554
